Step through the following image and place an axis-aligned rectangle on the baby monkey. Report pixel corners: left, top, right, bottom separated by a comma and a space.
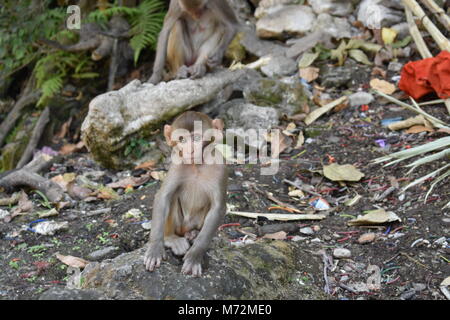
144, 111, 227, 276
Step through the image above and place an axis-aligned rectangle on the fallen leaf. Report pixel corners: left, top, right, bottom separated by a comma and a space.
51, 173, 76, 191
294, 131, 305, 149
67, 182, 92, 200
37, 208, 59, 218
107, 175, 150, 189
96, 186, 119, 200
370, 78, 396, 95
55, 253, 89, 269
263, 231, 287, 240
382, 27, 397, 45
298, 51, 320, 68
349, 49, 372, 65
347, 208, 401, 226
323, 163, 365, 182
299, 67, 320, 82
134, 160, 157, 170
12, 191, 33, 216
405, 125, 434, 134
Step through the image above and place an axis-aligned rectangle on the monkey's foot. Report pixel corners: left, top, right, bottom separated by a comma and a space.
184, 229, 200, 241
175, 65, 190, 79
144, 242, 167, 271
165, 236, 190, 256
188, 63, 207, 79
181, 259, 202, 277
148, 73, 162, 84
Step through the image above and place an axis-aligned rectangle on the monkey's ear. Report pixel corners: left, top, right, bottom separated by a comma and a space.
164, 125, 176, 146
212, 119, 224, 131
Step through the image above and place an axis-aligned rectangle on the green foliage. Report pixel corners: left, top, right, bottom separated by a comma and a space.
0, 0, 66, 79
88, 0, 165, 63
124, 137, 150, 158
34, 50, 98, 106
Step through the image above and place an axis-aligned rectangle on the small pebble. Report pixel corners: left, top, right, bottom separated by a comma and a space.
413, 283, 426, 292
358, 232, 376, 244
333, 248, 351, 259
291, 235, 307, 242
400, 289, 416, 300
312, 225, 321, 232
300, 227, 314, 235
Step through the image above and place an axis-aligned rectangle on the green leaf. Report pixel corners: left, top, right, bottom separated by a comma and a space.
298, 51, 320, 68
348, 49, 373, 65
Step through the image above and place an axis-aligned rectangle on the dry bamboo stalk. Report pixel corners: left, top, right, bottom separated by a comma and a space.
402, 0, 450, 51
404, 6, 433, 58
420, 0, 450, 31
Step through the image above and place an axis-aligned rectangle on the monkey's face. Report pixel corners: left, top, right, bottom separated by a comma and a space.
179, 0, 206, 20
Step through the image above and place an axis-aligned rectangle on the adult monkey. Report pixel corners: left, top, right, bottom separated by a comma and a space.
144, 111, 227, 276
148, 0, 238, 84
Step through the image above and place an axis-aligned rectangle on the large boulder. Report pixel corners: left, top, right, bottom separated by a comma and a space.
56, 240, 327, 300
81, 70, 245, 169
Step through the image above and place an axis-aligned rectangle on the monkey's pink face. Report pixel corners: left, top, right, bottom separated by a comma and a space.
178, 0, 206, 20
174, 131, 205, 163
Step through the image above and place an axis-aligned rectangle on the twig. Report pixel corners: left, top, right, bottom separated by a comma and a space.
304, 96, 348, 126
283, 179, 321, 197
0, 170, 63, 202
227, 210, 326, 221
16, 107, 50, 169
373, 90, 449, 128
400, 252, 429, 269
402, 0, 450, 51
420, 0, 450, 31
404, 6, 433, 58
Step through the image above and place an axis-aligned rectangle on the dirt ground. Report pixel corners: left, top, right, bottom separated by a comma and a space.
0, 96, 449, 300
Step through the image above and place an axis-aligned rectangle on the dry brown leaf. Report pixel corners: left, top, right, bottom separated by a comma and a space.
263, 231, 287, 240
294, 131, 305, 149
299, 67, 320, 82
60, 141, 85, 155
405, 125, 434, 134
12, 191, 33, 216
437, 128, 450, 134
54, 118, 72, 140
55, 252, 89, 269
51, 173, 76, 192
134, 160, 157, 170
107, 175, 150, 189
370, 78, 396, 95
67, 182, 92, 200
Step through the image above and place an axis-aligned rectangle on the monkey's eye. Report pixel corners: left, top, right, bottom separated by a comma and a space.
179, 136, 187, 143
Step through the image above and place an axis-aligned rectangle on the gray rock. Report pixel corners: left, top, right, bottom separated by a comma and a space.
313, 13, 352, 39
349, 92, 374, 107
39, 287, 105, 300
73, 242, 328, 299
300, 227, 314, 235
309, 0, 354, 17
243, 78, 311, 116
256, 5, 316, 38
254, 0, 296, 19
260, 54, 297, 78
333, 248, 352, 259
388, 61, 403, 72
221, 99, 279, 150
240, 27, 287, 58
81, 69, 246, 169
87, 246, 120, 261
357, 0, 403, 29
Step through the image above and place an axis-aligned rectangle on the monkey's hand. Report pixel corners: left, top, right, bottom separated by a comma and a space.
188, 63, 207, 79
206, 52, 224, 69
148, 73, 162, 85
181, 248, 203, 277
144, 242, 167, 271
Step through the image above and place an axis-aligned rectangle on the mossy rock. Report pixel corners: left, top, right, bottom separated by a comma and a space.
243, 78, 311, 116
